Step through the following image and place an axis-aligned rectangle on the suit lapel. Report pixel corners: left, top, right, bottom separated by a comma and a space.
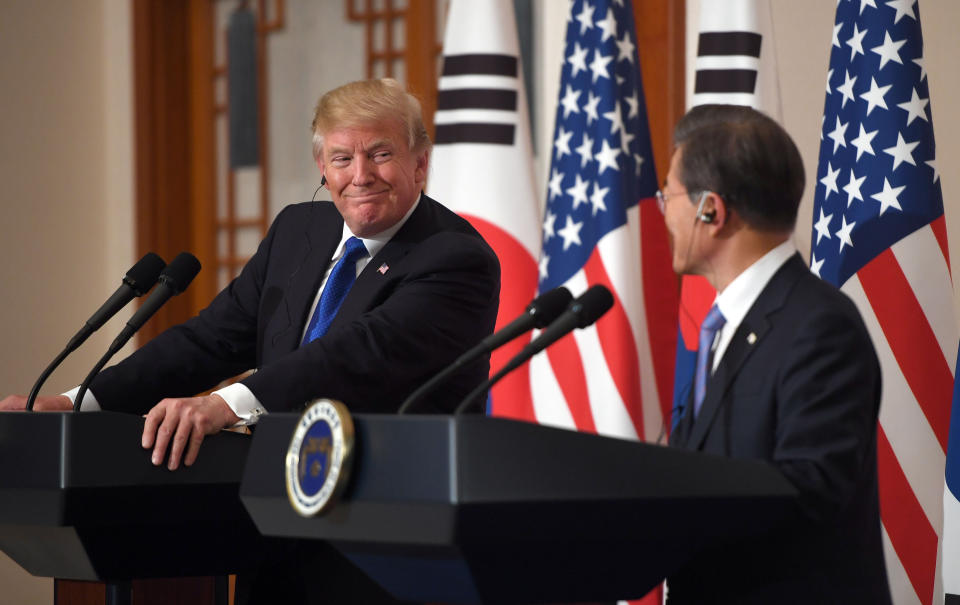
325, 195, 436, 331
271, 204, 343, 353
684, 254, 807, 450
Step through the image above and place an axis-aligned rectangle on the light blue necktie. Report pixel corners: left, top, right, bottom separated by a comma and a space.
301, 236, 368, 345
693, 304, 726, 419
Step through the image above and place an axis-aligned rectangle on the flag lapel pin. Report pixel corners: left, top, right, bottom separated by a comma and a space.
377, 263, 389, 275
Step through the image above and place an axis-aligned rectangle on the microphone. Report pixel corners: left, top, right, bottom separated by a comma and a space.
453, 284, 614, 414
25, 253, 166, 411
397, 287, 572, 414
73, 253, 201, 411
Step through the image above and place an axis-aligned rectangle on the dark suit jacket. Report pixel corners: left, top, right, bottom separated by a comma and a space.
667, 254, 891, 605
90, 194, 501, 415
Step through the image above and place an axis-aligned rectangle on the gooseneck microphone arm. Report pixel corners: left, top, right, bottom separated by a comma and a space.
25, 253, 166, 411
453, 285, 614, 415
397, 287, 572, 414
73, 253, 201, 412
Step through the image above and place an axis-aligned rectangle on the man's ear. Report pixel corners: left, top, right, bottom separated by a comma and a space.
701, 192, 728, 228
316, 158, 326, 185
414, 149, 429, 184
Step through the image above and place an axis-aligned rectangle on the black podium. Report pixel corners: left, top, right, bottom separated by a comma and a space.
0, 411, 261, 604
240, 414, 798, 604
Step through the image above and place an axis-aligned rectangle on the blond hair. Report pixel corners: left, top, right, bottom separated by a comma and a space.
311, 78, 431, 160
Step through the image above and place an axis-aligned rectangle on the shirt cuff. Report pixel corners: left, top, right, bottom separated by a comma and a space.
62, 386, 101, 412
213, 382, 267, 426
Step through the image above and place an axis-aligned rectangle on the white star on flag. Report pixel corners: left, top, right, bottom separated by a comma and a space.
871, 31, 906, 69
557, 215, 583, 251
568, 42, 589, 76
820, 162, 841, 198
882, 132, 918, 170
859, 77, 891, 115
583, 91, 601, 124
594, 139, 621, 174
896, 87, 929, 124
588, 50, 613, 83
574, 133, 594, 168
814, 208, 833, 244
596, 8, 617, 42
869, 177, 905, 214
560, 85, 582, 118
575, 1, 595, 35
850, 124, 878, 160
837, 70, 858, 107
843, 169, 867, 207
847, 23, 868, 60
828, 117, 849, 153
835, 215, 855, 252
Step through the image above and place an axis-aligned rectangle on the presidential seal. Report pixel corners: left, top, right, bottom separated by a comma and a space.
285, 398, 355, 517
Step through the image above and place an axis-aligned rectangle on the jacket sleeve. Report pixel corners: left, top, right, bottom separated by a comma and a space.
771, 296, 881, 523
89, 206, 288, 414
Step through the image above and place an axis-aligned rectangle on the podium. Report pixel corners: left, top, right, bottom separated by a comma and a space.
0, 411, 261, 604
240, 413, 798, 604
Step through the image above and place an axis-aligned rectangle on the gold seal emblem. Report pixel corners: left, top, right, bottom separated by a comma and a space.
285, 398, 355, 516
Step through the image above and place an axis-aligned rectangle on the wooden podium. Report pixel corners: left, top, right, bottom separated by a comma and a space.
0, 411, 261, 605
240, 413, 798, 604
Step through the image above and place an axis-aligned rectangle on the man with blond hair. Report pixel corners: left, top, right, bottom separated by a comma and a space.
4, 77, 500, 470
4, 78, 500, 604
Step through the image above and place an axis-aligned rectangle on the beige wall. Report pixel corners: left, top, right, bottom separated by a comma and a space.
0, 0, 132, 599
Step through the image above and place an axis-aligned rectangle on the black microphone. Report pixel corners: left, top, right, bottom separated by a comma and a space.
73, 252, 201, 412
397, 287, 572, 414
453, 284, 614, 414
25, 253, 166, 411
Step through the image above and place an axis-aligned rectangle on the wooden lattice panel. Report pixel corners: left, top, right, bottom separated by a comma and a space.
347, 0, 408, 79
211, 0, 285, 288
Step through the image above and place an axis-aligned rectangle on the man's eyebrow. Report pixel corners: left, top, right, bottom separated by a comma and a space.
365, 138, 395, 150
326, 139, 395, 155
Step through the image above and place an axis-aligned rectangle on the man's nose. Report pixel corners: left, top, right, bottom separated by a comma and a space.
351, 155, 375, 186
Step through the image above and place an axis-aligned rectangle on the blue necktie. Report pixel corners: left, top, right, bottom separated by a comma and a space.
301, 236, 368, 345
693, 304, 726, 419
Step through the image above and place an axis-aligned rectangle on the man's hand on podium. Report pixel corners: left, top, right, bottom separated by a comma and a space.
0, 394, 72, 411
141, 394, 241, 471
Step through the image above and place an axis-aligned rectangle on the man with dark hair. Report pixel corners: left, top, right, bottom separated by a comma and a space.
662, 105, 891, 604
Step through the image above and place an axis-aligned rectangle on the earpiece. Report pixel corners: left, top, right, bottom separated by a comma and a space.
693, 191, 715, 225
320, 175, 327, 187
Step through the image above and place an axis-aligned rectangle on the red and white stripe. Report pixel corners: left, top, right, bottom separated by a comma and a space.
530, 199, 677, 442
840, 217, 956, 605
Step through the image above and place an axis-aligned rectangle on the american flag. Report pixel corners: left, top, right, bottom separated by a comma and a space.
535, 0, 677, 451
812, 2, 957, 603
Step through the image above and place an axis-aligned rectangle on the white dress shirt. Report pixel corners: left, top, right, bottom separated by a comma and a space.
710, 239, 797, 372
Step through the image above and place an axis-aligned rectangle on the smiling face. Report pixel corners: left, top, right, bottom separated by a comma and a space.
319, 119, 428, 237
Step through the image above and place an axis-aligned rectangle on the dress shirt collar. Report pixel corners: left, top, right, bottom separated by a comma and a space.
331, 193, 422, 259
710, 239, 797, 370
